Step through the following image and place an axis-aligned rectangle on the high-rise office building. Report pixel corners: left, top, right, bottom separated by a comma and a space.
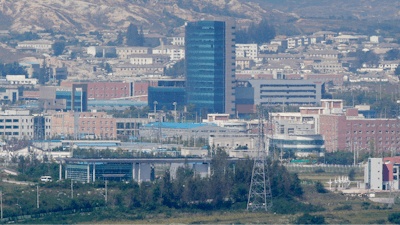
185, 20, 236, 115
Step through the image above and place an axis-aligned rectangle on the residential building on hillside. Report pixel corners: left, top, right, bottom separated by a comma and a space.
116, 47, 152, 59
6, 75, 38, 85
235, 44, 258, 59
152, 45, 185, 61
17, 40, 53, 52
129, 54, 169, 65
170, 36, 185, 46
87, 46, 116, 57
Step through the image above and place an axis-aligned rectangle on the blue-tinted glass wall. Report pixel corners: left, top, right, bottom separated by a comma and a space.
148, 87, 185, 110
185, 21, 236, 115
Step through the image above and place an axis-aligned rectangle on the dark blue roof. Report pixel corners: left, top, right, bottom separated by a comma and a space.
143, 122, 217, 129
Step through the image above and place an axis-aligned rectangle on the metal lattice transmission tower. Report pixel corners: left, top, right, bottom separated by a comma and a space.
247, 107, 273, 211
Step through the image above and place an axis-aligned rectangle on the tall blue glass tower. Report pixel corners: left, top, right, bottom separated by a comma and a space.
185, 21, 236, 115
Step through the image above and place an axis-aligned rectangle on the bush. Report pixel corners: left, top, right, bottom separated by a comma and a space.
295, 213, 325, 224
334, 204, 352, 211
388, 212, 400, 224
314, 168, 325, 173
315, 181, 327, 193
272, 198, 324, 214
348, 168, 356, 181
362, 202, 370, 210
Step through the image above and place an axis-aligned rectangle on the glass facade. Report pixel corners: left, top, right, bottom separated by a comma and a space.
66, 162, 154, 182
56, 91, 87, 111
185, 21, 226, 113
270, 139, 325, 153
148, 87, 185, 110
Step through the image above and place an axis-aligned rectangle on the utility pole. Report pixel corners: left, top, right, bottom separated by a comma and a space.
1, 190, 3, 219
105, 180, 108, 206
71, 179, 73, 199
173, 102, 177, 123
37, 185, 39, 209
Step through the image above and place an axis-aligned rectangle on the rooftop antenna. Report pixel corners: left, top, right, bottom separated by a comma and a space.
247, 105, 273, 211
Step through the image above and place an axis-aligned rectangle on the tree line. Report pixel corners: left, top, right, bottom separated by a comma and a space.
4, 150, 323, 221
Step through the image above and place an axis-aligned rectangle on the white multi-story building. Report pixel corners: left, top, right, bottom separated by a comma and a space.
235, 44, 258, 59
364, 158, 383, 190
171, 36, 185, 46
0, 110, 52, 140
152, 45, 185, 61
116, 47, 152, 59
17, 40, 53, 51
6, 75, 38, 85
86, 46, 116, 57
129, 54, 169, 65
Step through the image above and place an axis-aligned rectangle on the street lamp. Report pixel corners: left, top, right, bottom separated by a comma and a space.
173, 102, 177, 123
153, 101, 158, 114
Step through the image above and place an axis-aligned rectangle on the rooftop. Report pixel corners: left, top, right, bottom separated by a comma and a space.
143, 122, 217, 129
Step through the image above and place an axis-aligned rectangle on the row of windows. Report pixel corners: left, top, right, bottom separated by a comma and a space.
346, 140, 398, 145
349, 123, 398, 128
90, 87, 128, 90
81, 127, 113, 131
0, 118, 51, 123
89, 94, 128, 97
346, 136, 400, 141
347, 130, 399, 134
82, 121, 113, 125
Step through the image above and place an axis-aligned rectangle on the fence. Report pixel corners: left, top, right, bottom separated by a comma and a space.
283, 164, 364, 173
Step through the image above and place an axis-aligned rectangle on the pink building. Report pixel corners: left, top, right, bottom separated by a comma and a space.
61, 82, 131, 100
320, 111, 400, 152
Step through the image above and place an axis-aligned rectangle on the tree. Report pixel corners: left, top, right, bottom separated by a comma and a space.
126, 23, 144, 46
296, 213, 325, 224
385, 49, 400, 60
388, 212, 400, 224
236, 19, 275, 44
348, 168, 356, 181
395, 66, 400, 76
165, 59, 185, 77
315, 181, 327, 193
52, 41, 66, 56
116, 31, 124, 45
104, 63, 112, 73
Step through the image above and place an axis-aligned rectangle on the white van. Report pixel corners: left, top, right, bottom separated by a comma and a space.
40, 176, 52, 182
